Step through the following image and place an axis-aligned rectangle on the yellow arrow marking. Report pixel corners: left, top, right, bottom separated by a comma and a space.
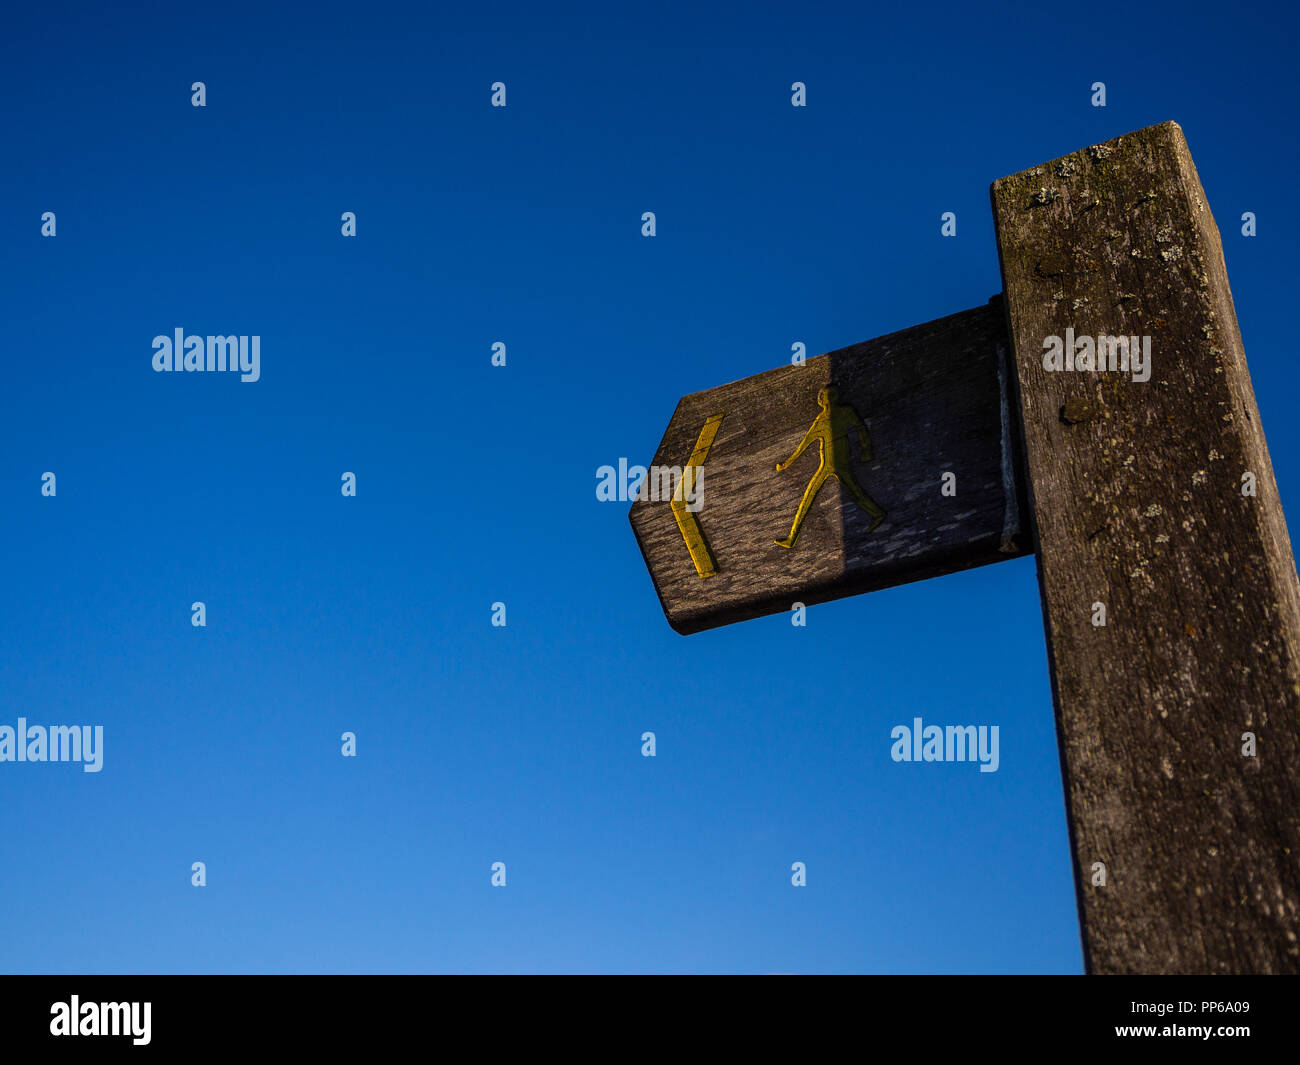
671, 414, 725, 578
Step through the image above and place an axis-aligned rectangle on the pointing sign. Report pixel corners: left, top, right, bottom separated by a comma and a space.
629, 298, 1030, 634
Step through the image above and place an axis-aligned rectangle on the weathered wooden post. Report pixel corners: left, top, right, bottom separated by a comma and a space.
630, 121, 1300, 974
991, 121, 1300, 974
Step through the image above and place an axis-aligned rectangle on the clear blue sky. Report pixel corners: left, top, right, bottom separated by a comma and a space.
1, 0, 1296, 974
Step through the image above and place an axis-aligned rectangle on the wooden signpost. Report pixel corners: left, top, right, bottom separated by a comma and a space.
630, 121, 1300, 975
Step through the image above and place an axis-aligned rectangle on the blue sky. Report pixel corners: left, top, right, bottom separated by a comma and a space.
1, 0, 1296, 973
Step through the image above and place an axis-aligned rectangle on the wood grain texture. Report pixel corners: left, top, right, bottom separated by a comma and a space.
993, 121, 1300, 973
629, 301, 1029, 634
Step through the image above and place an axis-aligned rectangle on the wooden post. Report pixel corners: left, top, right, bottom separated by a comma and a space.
992, 121, 1300, 973
631, 120, 1300, 973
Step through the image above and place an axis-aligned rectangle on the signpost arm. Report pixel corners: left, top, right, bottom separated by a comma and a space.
992, 121, 1300, 973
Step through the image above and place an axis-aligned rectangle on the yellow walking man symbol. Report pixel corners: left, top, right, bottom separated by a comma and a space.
774, 385, 885, 549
